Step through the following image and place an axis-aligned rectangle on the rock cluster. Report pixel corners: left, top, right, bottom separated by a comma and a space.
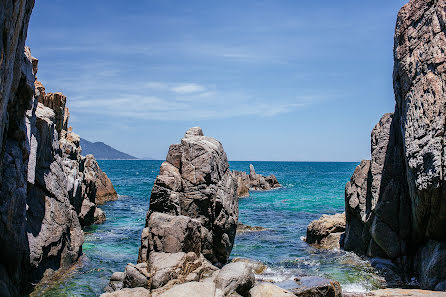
233, 164, 281, 197
0, 3, 118, 295
343, 0, 446, 291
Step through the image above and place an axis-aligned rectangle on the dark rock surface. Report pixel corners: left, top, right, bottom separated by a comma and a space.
141, 127, 238, 265
344, 0, 446, 290
0, 3, 118, 295
232, 164, 281, 198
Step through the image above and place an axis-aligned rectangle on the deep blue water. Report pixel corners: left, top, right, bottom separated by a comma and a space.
36, 161, 385, 296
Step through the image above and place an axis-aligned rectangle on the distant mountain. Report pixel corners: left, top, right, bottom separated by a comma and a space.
80, 138, 138, 160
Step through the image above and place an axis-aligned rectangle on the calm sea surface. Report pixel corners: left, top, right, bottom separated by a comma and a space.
37, 161, 385, 296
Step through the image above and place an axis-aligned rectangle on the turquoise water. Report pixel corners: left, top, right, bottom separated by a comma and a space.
36, 161, 385, 296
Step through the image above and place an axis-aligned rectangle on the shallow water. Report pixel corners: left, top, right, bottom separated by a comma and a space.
36, 161, 385, 296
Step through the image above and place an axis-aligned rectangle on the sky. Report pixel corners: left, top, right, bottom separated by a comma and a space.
27, 0, 408, 161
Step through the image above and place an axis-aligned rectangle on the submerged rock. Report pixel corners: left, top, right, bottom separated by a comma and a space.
236, 223, 268, 235
232, 164, 281, 198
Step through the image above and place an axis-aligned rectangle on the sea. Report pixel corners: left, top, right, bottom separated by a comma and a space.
35, 160, 386, 296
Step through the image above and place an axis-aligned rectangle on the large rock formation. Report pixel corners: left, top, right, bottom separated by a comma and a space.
140, 127, 239, 265
0, 3, 118, 295
232, 164, 281, 198
344, 0, 446, 290
306, 213, 345, 249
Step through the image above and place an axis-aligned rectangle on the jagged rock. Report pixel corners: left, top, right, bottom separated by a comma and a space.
142, 127, 238, 265
343, 0, 446, 290
306, 213, 345, 249
84, 154, 118, 205
105, 272, 125, 292
232, 164, 280, 197
214, 262, 255, 296
291, 276, 342, 297
38, 92, 66, 135
94, 207, 106, 224
249, 283, 294, 297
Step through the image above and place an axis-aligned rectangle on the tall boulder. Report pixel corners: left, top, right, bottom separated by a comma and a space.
139, 127, 238, 265
344, 0, 446, 290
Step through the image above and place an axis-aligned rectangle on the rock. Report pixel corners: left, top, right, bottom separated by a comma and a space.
236, 223, 268, 235
105, 272, 125, 292
142, 127, 238, 265
155, 282, 219, 297
306, 213, 345, 249
415, 240, 446, 290
249, 283, 294, 297
123, 263, 150, 289
232, 164, 281, 197
148, 252, 217, 290
291, 276, 342, 297
214, 262, 255, 296
343, 0, 446, 290
231, 258, 266, 274
94, 207, 106, 224
100, 287, 152, 297
83, 154, 118, 205
138, 212, 202, 262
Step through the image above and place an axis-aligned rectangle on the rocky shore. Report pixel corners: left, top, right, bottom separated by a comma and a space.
233, 164, 281, 198
0, 2, 118, 295
305, 0, 446, 292
104, 128, 342, 297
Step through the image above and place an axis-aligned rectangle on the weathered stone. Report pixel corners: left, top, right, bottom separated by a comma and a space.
236, 223, 267, 235
101, 287, 152, 297
249, 283, 294, 297
123, 263, 150, 289
291, 276, 342, 297
84, 154, 118, 205
231, 258, 266, 274
214, 262, 255, 296
306, 213, 345, 249
145, 127, 238, 265
416, 240, 446, 291
155, 281, 219, 297
94, 207, 106, 224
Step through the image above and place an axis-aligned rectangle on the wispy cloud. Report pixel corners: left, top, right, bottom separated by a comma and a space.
171, 83, 205, 94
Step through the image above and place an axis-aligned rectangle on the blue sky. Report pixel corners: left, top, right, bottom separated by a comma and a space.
28, 0, 408, 161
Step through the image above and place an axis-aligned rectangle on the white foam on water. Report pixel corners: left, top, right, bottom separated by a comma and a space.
342, 283, 368, 293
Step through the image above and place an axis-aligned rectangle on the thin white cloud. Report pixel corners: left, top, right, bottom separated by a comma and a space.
171, 83, 205, 94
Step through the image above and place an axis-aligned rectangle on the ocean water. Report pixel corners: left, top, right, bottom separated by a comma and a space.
34, 161, 385, 296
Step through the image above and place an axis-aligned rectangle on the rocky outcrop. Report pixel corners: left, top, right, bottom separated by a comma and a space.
306, 213, 345, 249
344, 0, 446, 290
232, 164, 281, 197
140, 127, 238, 265
83, 154, 118, 205
0, 3, 118, 295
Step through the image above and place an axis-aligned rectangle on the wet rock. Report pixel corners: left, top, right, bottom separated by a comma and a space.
94, 207, 106, 224
231, 258, 266, 274
306, 213, 345, 249
214, 262, 255, 296
232, 164, 281, 198
291, 276, 342, 297
415, 240, 446, 290
236, 223, 268, 235
249, 283, 294, 297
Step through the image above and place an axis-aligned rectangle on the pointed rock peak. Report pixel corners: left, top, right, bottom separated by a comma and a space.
184, 127, 204, 138
249, 164, 256, 175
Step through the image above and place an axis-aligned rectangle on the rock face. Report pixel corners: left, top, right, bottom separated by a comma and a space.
0, 3, 118, 295
344, 0, 446, 290
306, 213, 345, 249
140, 127, 238, 265
232, 164, 281, 198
